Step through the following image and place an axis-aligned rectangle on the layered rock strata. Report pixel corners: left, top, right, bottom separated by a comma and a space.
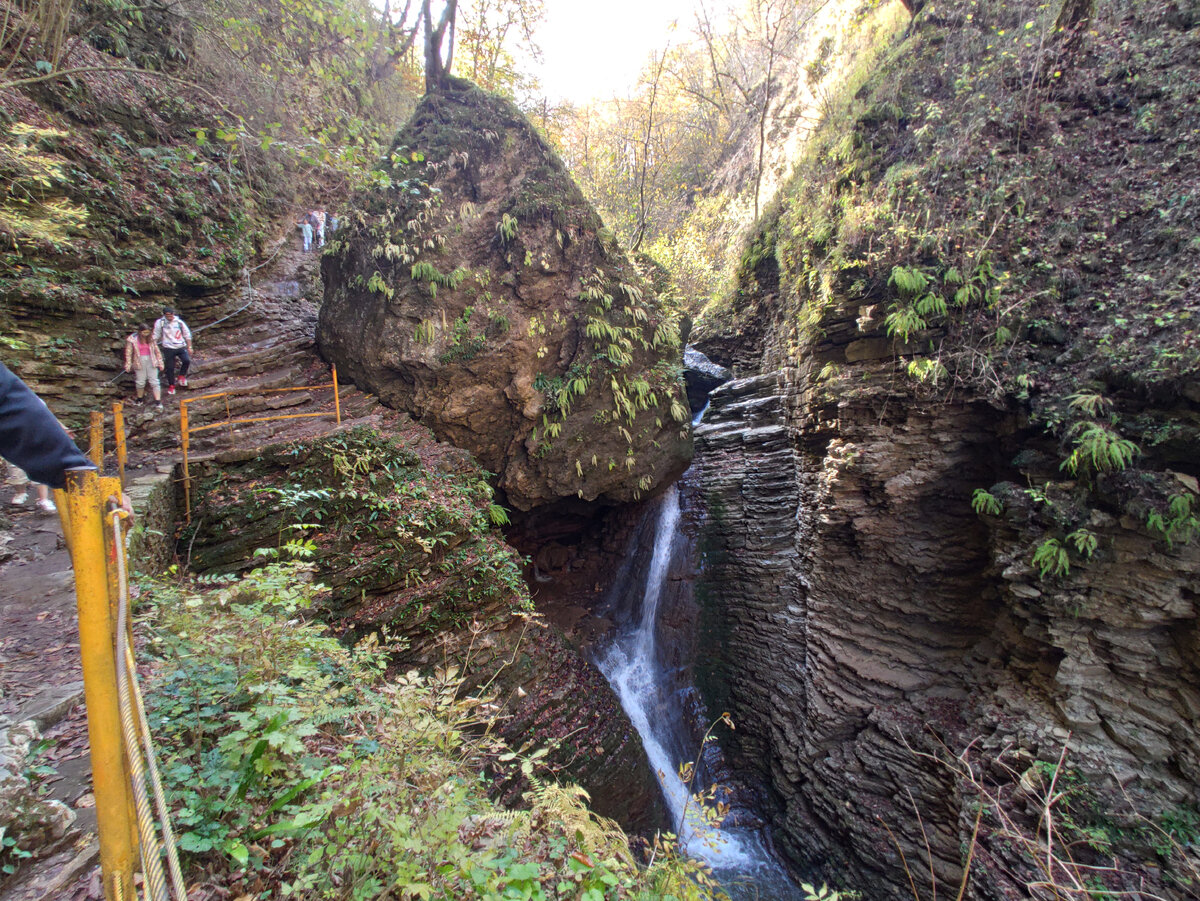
689, 1, 1200, 896
694, 336, 1200, 898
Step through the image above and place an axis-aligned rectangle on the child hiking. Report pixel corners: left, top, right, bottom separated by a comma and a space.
124, 323, 164, 408
313, 209, 326, 247
7, 463, 56, 514
298, 215, 314, 252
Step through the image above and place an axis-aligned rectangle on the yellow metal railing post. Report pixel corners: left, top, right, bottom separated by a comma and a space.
113, 402, 127, 487
180, 401, 191, 523
89, 411, 104, 470
332, 364, 341, 425
98, 477, 140, 867
64, 470, 137, 901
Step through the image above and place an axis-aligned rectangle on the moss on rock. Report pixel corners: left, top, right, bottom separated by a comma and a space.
318, 81, 692, 511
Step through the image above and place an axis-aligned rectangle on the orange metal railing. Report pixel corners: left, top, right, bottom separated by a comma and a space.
179, 365, 341, 520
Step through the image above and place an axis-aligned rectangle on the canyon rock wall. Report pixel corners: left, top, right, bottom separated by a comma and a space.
692, 0, 1200, 897
0, 39, 265, 427
318, 81, 692, 512
697, 325, 1200, 899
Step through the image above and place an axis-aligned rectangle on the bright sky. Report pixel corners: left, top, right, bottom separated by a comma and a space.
533, 0, 729, 104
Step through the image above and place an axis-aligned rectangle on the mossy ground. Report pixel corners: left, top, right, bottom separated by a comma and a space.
186, 424, 529, 644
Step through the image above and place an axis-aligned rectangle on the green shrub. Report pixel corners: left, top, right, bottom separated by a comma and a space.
143, 565, 725, 900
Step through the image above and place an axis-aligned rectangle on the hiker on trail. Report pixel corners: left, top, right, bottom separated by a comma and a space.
313, 209, 327, 248
0, 360, 93, 492
124, 323, 164, 408
298, 215, 314, 252
328, 214, 338, 234
153, 307, 193, 396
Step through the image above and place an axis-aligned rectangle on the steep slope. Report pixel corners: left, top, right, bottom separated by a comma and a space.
693, 1, 1200, 898
0, 35, 263, 425
182, 425, 669, 833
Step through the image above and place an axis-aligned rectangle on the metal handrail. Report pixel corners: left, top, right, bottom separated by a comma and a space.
179, 365, 342, 520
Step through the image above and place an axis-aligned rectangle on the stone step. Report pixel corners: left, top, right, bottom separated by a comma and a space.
186, 348, 314, 389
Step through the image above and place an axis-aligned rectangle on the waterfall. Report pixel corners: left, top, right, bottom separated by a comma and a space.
597, 485, 803, 898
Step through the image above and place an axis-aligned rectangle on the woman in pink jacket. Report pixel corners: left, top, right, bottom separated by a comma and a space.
124, 323, 165, 408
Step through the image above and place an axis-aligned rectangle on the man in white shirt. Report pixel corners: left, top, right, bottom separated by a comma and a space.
153, 307, 194, 396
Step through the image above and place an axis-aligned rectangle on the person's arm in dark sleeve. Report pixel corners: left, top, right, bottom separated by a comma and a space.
0, 361, 94, 489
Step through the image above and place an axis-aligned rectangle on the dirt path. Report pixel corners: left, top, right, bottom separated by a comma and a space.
0, 231, 383, 899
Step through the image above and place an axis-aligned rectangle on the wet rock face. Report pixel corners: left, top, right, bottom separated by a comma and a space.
682, 346, 731, 414
319, 81, 692, 511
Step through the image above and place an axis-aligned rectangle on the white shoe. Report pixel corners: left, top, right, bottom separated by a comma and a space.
10, 492, 27, 506
36, 498, 56, 514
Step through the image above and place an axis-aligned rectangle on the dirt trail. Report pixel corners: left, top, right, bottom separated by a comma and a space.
0, 231, 383, 900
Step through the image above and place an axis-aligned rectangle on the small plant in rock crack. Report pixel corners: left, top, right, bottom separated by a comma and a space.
1033, 537, 1071, 579
1066, 391, 1113, 419
1147, 492, 1199, 549
1, 827, 34, 876
971, 488, 1003, 516
803, 884, 860, 901
1066, 528, 1098, 559
1061, 423, 1139, 478
497, 212, 518, 244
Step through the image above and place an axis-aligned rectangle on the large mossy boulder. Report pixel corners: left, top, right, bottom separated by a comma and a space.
318, 81, 692, 511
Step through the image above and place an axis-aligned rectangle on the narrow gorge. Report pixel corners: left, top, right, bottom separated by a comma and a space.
2, 0, 1199, 899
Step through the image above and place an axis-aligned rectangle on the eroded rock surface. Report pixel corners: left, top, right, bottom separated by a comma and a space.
318, 81, 692, 511
695, 348, 1200, 898
687, 2, 1200, 897
682, 346, 731, 414
0, 718, 75, 862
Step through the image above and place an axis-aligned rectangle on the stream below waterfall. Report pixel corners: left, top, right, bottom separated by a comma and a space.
596, 482, 804, 901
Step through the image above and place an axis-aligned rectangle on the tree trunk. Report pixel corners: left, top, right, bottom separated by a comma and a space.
631, 50, 665, 253
423, 0, 458, 93
898, 0, 926, 15
1055, 0, 1094, 32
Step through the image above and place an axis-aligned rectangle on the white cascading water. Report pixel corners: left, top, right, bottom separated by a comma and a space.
597, 477, 805, 898
597, 486, 755, 866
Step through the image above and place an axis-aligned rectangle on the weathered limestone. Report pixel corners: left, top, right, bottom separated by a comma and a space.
0, 718, 75, 860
